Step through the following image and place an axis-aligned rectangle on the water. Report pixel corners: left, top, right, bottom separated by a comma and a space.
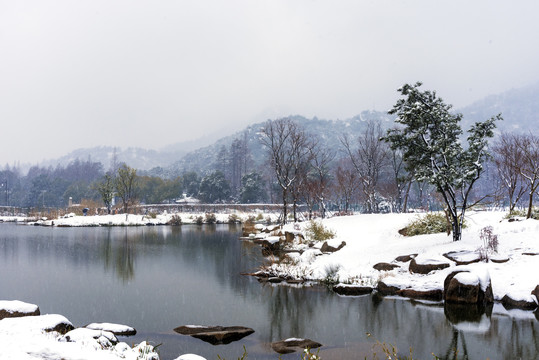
0, 223, 537, 360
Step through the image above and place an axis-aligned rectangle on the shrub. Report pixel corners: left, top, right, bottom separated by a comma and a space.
256, 213, 264, 221
195, 216, 204, 225
399, 212, 453, 237
147, 212, 157, 219
205, 213, 217, 224
228, 214, 240, 224
168, 214, 182, 226
505, 207, 539, 220
478, 225, 498, 261
305, 220, 336, 241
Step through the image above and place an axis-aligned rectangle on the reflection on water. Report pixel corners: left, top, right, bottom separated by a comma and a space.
0, 223, 537, 360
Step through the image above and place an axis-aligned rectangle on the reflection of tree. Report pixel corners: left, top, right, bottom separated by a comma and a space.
115, 229, 135, 282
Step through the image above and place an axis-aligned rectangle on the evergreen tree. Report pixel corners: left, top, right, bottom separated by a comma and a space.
384, 82, 500, 241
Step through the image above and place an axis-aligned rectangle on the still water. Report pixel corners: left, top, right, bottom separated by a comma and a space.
0, 223, 537, 360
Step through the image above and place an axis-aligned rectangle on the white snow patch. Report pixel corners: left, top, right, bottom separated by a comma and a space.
0, 300, 39, 314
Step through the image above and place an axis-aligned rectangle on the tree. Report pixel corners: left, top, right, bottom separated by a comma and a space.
304, 136, 335, 218
492, 132, 529, 213
115, 165, 139, 217
516, 133, 539, 218
260, 118, 310, 224
334, 159, 360, 214
239, 172, 267, 203
96, 173, 115, 214
341, 120, 389, 213
198, 171, 231, 203
384, 82, 499, 241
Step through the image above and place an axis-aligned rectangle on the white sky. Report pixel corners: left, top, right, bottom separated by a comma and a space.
1, 0, 539, 165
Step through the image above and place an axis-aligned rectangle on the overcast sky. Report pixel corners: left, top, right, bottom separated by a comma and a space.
1, 0, 538, 166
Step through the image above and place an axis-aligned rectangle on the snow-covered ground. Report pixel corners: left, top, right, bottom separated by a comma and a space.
265, 211, 539, 303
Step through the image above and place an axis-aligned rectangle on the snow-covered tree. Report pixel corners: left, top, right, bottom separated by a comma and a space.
239, 172, 267, 204
95, 173, 114, 213
198, 170, 231, 203
385, 82, 500, 241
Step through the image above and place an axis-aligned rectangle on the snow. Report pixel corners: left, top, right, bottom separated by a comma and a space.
0, 314, 159, 360
267, 211, 539, 301
0, 300, 39, 315
85, 322, 135, 334
453, 272, 480, 286
174, 355, 207, 360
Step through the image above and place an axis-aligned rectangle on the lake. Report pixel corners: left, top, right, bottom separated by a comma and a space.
0, 223, 537, 360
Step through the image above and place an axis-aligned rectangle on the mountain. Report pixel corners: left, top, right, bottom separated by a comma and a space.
459, 82, 539, 133
165, 110, 395, 176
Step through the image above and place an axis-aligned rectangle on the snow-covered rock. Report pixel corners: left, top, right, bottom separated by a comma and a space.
0, 300, 40, 320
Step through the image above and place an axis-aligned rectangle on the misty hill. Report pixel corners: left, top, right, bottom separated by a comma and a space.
460, 82, 539, 133
37, 146, 181, 172
164, 110, 395, 176
37, 81, 538, 177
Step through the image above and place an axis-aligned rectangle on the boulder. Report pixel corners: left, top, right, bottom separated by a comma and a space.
532, 285, 539, 300
0, 300, 40, 320
376, 281, 401, 296
332, 285, 373, 296
489, 255, 510, 263
174, 325, 254, 345
409, 258, 450, 274
85, 322, 137, 336
373, 262, 399, 271
397, 288, 443, 301
394, 254, 417, 263
501, 293, 538, 311
443, 250, 482, 265
271, 338, 322, 354
320, 241, 346, 253
443, 270, 493, 305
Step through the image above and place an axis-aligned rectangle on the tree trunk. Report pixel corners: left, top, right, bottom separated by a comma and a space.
527, 191, 534, 219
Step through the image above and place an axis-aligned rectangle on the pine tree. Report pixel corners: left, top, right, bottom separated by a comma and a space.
384, 82, 500, 241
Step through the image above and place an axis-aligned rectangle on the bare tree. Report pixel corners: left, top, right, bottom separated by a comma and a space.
341, 120, 389, 213
516, 133, 539, 218
260, 118, 310, 224
334, 158, 360, 214
305, 136, 335, 218
115, 164, 139, 219
493, 132, 529, 213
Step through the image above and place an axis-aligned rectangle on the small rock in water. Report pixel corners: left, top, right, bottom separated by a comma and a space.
271, 338, 322, 354
174, 325, 255, 345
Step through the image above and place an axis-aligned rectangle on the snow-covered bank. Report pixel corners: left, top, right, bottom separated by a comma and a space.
25, 212, 279, 227
0, 309, 159, 360
261, 211, 539, 307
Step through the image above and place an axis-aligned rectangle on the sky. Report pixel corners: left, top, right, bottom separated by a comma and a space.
1, 0, 539, 166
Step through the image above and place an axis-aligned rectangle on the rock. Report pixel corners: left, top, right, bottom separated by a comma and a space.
62, 328, 118, 346
523, 252, 539, 256
332, 285, 373, 296
285, 231, 295, 242
409, 258, 450, 274
268, 277, 284, 283
394, 254, 417, 262
532, 285, 539, 300
320, 241, 346, 253
174, 325, 254, 345
376, 280, 400, 296
443, 270, 493, 305
489, 255, 510, 263
397, 288, 443, 301
443, 250, 482, 265
271, 338, 322, 354
373, 262, 400, 271
501, 294, 538, 310
0, 300, 40, 320
85, 322, 137, 336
